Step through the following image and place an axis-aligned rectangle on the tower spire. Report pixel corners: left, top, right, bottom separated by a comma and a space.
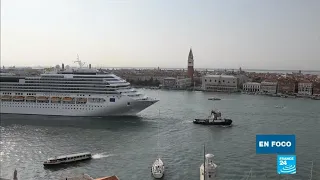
188, 48, 193, 60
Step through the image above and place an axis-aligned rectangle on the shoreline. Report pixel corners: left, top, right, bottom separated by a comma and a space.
135, 87, 320, 100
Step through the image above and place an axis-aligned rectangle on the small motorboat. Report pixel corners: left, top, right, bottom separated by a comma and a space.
193, 110, 232, 125
43, 152, 91, 166
151, 158, 164, 179
208, 97, 221, 100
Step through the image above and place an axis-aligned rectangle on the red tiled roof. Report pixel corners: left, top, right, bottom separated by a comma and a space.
299, 80, 311, 83
95, 176, 119, 180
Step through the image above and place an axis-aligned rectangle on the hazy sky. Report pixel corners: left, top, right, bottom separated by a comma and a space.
1, 0, 320, 70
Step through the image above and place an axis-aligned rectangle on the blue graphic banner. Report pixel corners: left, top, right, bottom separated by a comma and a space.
277, 155, 296, 174
256, 134, 295, 154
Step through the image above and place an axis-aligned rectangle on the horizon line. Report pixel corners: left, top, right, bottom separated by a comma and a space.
2, 65, 320, 72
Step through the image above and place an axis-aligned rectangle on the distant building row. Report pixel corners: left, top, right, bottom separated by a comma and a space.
242, 81, 320, 96
162, 77, 192, 89
201, 75, 239, 92
200, 74, 320, 96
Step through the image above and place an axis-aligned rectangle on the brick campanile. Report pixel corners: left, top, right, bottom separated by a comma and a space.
187, 48, 194, 82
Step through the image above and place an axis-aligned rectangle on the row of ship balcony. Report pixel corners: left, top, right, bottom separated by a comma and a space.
0, 95, 110, 104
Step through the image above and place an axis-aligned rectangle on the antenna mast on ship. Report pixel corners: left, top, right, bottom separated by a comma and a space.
157, 109, 160, 158
204, 144, 206, 180
74, 54, 86, 68
309, 161, 313, 180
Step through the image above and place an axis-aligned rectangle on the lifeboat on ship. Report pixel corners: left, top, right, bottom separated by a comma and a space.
51, 97, 61, 103
37, 96, 49, 103
37, 96, 49, 101
1, 95, 12, 101
76, 98, 87, 104
13, 96, 25, 101
62, 97, 74, 102
26, 96, 36, 101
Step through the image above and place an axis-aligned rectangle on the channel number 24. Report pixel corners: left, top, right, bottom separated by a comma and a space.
280, 160, 287, 165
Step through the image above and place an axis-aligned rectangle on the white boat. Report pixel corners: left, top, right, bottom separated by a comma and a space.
43, 152, 92, 166
200, 145, 217, 180
151, 110, 164, 179
151, 158, 164, 179
0, 55, 158, 116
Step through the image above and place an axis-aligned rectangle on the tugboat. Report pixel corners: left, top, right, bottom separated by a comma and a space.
193, 110, 232, 125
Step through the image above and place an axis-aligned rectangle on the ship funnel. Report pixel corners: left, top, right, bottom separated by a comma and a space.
62, 63, 65, 70
89, 64, 91, 69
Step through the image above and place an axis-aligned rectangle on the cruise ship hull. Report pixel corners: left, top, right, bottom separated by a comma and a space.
1, 66, 159, 117
0, 98, 158, 117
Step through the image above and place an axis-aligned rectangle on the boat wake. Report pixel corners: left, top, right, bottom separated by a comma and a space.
220, 124, 233, 128
92, 152, 115, 159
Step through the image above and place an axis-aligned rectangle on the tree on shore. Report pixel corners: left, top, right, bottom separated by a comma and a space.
127, 78, 160, 86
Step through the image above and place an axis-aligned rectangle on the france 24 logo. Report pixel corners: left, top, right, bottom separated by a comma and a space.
277, 155, 296, 174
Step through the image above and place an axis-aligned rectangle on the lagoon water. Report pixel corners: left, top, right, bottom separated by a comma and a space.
1, 89, 319, 180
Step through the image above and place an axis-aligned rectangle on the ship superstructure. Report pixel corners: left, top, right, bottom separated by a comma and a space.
0, 60, 158, 116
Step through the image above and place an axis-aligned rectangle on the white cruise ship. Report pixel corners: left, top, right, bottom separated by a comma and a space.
0, 63, 158, 116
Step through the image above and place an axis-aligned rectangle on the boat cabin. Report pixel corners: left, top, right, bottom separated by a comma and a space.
209, 110, 222, 119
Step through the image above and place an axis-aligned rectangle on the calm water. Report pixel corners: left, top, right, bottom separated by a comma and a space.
1, 90, 320, 180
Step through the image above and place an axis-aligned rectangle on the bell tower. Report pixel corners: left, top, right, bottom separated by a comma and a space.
187, 48, 194, 82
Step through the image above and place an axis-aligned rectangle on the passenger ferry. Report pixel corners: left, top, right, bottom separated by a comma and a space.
0, 58, 158, 116
43, 152, 92, 166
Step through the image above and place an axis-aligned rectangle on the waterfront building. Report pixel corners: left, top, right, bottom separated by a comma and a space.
312, 81, 320, 95
163, 77, 177, 88
162, 77, 191, 89
0, 67, 43, 76
235, 74, 249, 88
119, 75, 164, 86
260, 81, 277, 94
277, 78, 297, 95
202, 75, 238, 92
243, 82, 260, 92
298, 81, 313, 96
176, 78, 192, 88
